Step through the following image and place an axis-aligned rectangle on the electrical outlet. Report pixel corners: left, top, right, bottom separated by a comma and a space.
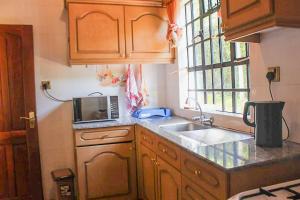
268, 66, 280, 82
41, 81, 51, 90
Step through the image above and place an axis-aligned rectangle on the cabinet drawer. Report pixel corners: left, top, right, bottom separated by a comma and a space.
75, 126, 134, 146
156, 137, 181, 170
139, 128, 157, 150
181, 151, 228, 200
182, 176, 217, 200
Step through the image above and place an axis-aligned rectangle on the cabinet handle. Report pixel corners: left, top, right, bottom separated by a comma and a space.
155, 161, 160, 166
151, 158, 156, 162
126, 53, 131, 58
162, 148, 167, 153
120, 53, 125, 58
194, 170, 201, 176
143, 136, 147, 140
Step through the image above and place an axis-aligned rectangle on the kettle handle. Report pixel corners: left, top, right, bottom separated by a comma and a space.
243, 102, 256, 127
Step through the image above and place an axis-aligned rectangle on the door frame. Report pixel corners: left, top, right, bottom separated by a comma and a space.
0, 24, 44, 200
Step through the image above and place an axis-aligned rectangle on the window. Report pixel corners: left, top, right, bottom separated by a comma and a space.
184, 0, 250, 114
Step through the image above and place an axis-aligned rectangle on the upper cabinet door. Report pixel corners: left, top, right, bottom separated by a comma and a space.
125, 6, 175, 62
68, 3, 125, 63
222, 0, 274, 30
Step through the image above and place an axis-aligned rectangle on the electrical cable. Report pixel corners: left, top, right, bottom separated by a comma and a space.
268, 80, 290, 140
43, 89, 72, 102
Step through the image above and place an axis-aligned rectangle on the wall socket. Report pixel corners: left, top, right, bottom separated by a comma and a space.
268, 66, 280, 82
41, 81, 51, 89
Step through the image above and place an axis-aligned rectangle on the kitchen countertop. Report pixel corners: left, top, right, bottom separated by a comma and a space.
73, 116, 300, 172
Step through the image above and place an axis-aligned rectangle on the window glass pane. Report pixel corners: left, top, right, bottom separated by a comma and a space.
224, 92, 233, 112
223, 67, 232, 89
204, 40, 211, 65
195, 43, 202, 66
213, 68, 221, 89
221, 36, 231, 62
188, 91, 196, 108
211, 12, 219, 37
193, 19, 201, 43
187, 24, 193, 45
214, 91, 222, 110
189, 72, 195, 90
197, 91, 205, 104
236, 92, 248, 113
188, 47, 194, 67
196, 71, 204, 89
211, 0, 218, 8
205, 69, 212, 89
235, 42, 247, 59
207, 91, 213, 104
193, 0, 200, 19
235, 65, 248, 89
185, 2, 192, 23
203, 0, 209, 13
212, 38, 220, 64
203, 16, 210, 39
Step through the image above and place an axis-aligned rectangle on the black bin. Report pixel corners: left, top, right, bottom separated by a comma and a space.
51, 168, 75, 200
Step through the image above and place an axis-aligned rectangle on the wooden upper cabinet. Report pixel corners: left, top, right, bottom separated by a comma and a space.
221, 0, 300, 42
67, 3, 175, 64
125, 6, 175, 62
68, 3, 125, 63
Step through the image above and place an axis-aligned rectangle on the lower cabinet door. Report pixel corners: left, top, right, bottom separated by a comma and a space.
140, 144, 157, 200
76, 143, 137, 200
156, 157, 181, 200
181, 176, 217, 200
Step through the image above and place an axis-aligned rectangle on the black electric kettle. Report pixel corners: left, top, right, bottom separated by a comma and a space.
243, 101, 285, 147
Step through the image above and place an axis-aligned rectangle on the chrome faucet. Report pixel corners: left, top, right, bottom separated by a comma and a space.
186, 97, 214, 126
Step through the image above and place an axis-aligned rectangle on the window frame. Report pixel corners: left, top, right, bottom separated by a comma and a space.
184, 0, 250, 114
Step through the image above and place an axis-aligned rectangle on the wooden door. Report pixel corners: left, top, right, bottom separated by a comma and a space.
76, 142, 137, 200
139, 144, 157, 200
0, 25, 43, 200
221, 0, 274, 30
124, 6, 175, 62
68, 3, 126, 63
156, 157, 181, 200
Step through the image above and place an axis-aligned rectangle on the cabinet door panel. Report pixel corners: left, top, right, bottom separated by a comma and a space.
69, 3, 125, 61
140, 144, 157, 200
76, 143, 137, 200
156, 157, 181, 200
222, 0, 274, 30
125, 6, 175, 60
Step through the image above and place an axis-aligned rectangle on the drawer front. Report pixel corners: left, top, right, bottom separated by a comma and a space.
75, 126, 134, 146
182, 176, 217, 200
181, 151, 227, 200
139, 127, 157, 150
156, 137, 181, 170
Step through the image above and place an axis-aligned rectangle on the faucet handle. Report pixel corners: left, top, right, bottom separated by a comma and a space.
192, 116, 201, 121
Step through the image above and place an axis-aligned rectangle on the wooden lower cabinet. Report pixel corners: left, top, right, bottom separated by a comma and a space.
76, 142, 137, 200
156, 157, 181, 200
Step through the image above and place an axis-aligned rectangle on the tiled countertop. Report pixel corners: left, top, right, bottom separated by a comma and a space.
73, 116, 300, 172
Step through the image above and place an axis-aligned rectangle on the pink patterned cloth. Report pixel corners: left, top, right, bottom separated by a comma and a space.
125, 64, 143, 113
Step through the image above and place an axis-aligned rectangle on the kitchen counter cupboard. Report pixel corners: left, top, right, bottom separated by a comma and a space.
66, 1, 175, 64
135, 125, 300, 200
73, 118, 300, 200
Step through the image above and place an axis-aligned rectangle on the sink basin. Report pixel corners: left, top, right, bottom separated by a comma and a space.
160, 123, 211, 132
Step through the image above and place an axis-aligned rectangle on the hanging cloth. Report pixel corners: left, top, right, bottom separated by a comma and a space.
136, 64, 149, 106
125, 64, 140, 113
166, 0, 183, 48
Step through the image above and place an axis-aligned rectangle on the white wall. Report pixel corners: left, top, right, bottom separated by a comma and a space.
0, 0, 167, 199
250, 28, 300, 142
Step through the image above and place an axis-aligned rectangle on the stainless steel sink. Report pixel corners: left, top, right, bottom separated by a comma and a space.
160, 123, 211, 132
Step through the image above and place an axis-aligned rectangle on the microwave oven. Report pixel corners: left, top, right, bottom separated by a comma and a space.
73, 96, 119, 123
